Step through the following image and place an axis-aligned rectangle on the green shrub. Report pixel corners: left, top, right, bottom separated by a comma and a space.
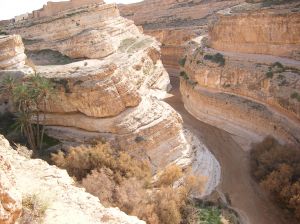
179, 56, 187, 67
180, 71, 189, 80
203, 53, 225, 66
291, 92, 300, 102
265, 71, 274, 78
198, 206, 222, 224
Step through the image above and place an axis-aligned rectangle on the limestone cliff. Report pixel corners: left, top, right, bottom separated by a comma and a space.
210, 2, 300, 60
179, 2, 300, 148
1, 1, 220, 195
119, 0, 244, 72
0, 135, 144, 224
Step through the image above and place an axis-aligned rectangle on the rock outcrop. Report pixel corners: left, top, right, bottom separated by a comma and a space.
119, 0, 244, 73
179, 2, 300, 148
0, 140, 22, 224
0, 35, 34, 114
0, 135, 144, 224
1, 1, 220, 194
0, 35, 26, 70
210, 2, 300, 60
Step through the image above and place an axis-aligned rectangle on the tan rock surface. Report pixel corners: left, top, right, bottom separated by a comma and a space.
179, 2, 300, 146
0, 135, 145, 224
0, 137, 22, 224
119, 0, 243, 72
1, 0, 221, 197
0, 35, 26, 70
5, 3, 141, 59
210, 3, 300, 60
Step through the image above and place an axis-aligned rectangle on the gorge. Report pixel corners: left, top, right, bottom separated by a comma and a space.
0, 0, 299, 224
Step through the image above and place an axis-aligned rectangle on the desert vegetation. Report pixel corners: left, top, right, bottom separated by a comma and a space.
52, 143, 207, 224
203, 53, 225, 66
19, 194, 49, 224
250, 137, 300, 220
0, 74, 53, 154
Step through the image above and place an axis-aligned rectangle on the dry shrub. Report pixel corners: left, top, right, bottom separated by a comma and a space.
81, 168, 116, 207
250, 137, 300, 220
157, 164, 183, 187
19, 194, 48, 224
53, 143, 206, 224
51, 143, 151, 181
154, 186, 185, 224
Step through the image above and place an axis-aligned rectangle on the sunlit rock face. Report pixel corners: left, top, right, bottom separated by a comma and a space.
179, 2, 300, 148
1, 1, 221, 194
0, 34, 34, 114
0, 136, 22, 224
210, 5, 300, 60
119, 0, 243, 73
0, 35, 27, 70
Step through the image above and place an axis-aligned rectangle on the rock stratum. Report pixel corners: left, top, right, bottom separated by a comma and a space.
0, 135, 144, 224
119, 0, 244, 73
179, 2, 300, 148
0, 0, 220, 196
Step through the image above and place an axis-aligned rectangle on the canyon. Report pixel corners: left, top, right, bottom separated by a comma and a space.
120, 0, 300, 223
0, 1, 221, 223
0, 0, 299, 224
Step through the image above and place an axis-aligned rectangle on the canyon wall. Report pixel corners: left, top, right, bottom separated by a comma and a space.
119, 0, 243, 73
210, 5, 300, 60
180, 2, 300, 148
0, 135, 144, 224
1, 2, 220, 195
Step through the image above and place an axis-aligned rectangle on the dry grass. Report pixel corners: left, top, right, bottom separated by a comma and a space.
19, 194, 48, 224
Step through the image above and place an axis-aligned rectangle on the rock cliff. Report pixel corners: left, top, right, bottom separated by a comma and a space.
0, 135, 144, 224
0, 35, 26, 70
119, 0, 244, 73
210, 2, 300, 60
179, 2, 300, 148
1, 1, 220, 195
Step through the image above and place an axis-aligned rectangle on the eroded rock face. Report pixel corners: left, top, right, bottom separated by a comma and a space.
0, 34, 34, 114
0, 137, 22, 224
5, 3, 140, 59
0, 135, 144, 224
210, 3, 300, 60
0, 35, 26, 70
179, 2, 300, 148
119, 0, 243, 73
1, 1, 220, 195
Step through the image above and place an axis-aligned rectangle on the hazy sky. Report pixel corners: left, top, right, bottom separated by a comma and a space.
0, 0, 142, 20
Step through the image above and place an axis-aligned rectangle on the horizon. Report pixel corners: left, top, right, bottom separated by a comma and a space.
0, 0, 143, 20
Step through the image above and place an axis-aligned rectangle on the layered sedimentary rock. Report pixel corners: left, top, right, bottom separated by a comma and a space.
1, 1, 220, 194
119, 0, 243, 72
0, 35, 27, 70
0, 135, 144, 224
0, 35, 34, 114
180, 2, 300, 147
210, 2, 300, 60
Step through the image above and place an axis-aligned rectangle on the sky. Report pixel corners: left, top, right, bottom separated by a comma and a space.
0, 0, 143, 20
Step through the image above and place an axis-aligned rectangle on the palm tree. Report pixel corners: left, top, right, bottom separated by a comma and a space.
1, 73, 54, 154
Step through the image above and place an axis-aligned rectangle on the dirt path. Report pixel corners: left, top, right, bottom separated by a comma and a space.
165, 75, 287, 224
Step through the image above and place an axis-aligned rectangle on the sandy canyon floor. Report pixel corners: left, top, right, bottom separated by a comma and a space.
165, 73, 288, 224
